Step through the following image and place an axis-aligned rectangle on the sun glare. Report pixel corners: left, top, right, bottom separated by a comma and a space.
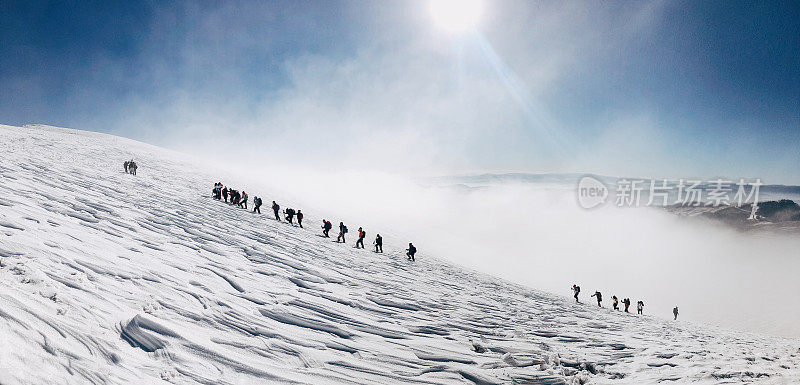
429, 0, 482, 33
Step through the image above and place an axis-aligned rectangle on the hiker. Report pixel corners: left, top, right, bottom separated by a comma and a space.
623, 298, 631, 313
322, 219, 333, 238
572, 284, 581, 302
222, 187, 229, 203
124, 161, 129, 173
355, 227, 365, 248
129, 161, 137, 175
296, 210, 303, 228
374, 234, 383, 253
406, 243, 417, 261
284, 208, 295, 224
591, 291, 602, 307
322, 220, 332, 237
253, 197, 262, 214
231, 190, 240, 205
240, 191, 248, 209
337, 222, 347, 243
637, 300, 644, 315
272, 201, 280, 221
612, 295, 619, 311
213, 183, 222, 199
673, 307, 679, 320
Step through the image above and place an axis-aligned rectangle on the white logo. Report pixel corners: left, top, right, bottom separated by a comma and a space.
577, 175, 608, 209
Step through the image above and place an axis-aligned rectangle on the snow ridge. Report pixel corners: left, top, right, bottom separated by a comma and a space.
0, 125, 797, 384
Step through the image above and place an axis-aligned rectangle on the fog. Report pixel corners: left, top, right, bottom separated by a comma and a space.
195, 158, 800, 339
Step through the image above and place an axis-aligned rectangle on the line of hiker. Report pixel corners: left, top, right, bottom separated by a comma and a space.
283, 207, 303, 227
212, 182, 416, 261
212, 183, 251, 209
267, 200, 302, 228
571, 284, 675, 319
322, 220, 410, 259
123, 160, 138, 175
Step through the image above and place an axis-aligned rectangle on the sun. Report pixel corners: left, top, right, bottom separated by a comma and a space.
429, 0, 483, 33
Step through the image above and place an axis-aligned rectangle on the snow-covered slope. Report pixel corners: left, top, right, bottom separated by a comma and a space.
0, 124, 797, 384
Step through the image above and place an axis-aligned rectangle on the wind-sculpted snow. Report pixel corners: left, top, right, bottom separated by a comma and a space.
0, 124, 798, 384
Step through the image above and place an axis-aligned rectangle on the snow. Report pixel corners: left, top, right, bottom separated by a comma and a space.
0, 124, 798, 384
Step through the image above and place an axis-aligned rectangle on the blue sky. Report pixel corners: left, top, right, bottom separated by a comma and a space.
1, 0, 798, 183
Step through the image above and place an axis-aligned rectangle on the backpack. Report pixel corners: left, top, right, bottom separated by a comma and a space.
343, 226, 348, 233
576, 286, 580, 293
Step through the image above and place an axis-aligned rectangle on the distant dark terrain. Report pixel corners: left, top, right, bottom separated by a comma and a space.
665, 199, 800, 234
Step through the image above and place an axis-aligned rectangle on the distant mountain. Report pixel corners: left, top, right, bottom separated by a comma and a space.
424, 173, 800, 202
665, 199, 800, 234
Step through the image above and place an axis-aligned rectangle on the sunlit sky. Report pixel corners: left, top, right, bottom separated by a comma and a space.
1, 1, 798, 183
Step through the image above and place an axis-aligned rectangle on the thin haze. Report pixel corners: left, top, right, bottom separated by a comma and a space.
2, 1, 800, 336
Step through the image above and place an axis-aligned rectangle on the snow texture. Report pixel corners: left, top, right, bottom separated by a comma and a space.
0, 124, 798, 384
